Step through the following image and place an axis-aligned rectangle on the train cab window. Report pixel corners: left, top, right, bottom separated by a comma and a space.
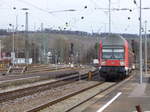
113, 49, 124, 59
102, 48, 124, 59
102, 49, 113, 59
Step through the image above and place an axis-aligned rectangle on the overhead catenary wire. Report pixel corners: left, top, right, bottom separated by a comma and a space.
89, 0, 103, 8
16, 0, 75, 24
93, 0, 139, 33
2, 0, 149, 34
15, 0, 95, 31
16, 0, 49, 13
17, 0, 140, 33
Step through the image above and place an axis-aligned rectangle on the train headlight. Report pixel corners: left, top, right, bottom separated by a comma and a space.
120, 61, 125, 66
125, 67, 128, 71
132, 65, 135, 69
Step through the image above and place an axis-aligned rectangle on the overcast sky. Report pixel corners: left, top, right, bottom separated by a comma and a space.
0, 0, 150, 34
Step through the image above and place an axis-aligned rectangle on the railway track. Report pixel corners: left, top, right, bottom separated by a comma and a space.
0, 71, 135, 112
1, 63, 85, 75
66, 76, 134, 112
0, 72, 90, 103
24, 66, 76, 75
27, 74, 134, 112
26, 81, 105, 112
0, 67, 93, 90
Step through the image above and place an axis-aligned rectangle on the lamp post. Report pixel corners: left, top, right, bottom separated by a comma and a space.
9, 24, 15, 65
8, 7, 18, 65
13, 7, 18, 31
21, 8, 29, 64
133, 0, 150, 83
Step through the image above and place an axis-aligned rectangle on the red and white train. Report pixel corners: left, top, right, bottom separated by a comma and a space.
98, 34, 134, 80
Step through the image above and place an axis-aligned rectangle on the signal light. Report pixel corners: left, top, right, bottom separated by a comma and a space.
81, 16, 84, 19
84, 6, 87, 9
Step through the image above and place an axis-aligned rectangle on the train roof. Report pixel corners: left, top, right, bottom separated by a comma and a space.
102, 34, 126, 46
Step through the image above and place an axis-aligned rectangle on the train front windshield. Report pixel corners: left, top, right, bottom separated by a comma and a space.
102, 48, 124, 59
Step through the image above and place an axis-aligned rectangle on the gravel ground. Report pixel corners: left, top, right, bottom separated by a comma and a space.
40, 82, 114, 112
0, 66, 95, 90
0, 78, 57, 93
0, 80, 99, 112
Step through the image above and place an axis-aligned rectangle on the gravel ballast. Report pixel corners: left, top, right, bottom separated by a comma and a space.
0, 80, 99, 112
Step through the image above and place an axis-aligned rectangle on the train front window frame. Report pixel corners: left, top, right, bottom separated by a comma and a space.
102, 48, 124, 59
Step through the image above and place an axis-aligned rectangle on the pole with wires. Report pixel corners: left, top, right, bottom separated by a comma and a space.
109, 0, 111, 33
21, 8, 29, 64
139, 0, 143, 84
25, 12, 29, 64
144, 20, 148, 76
0, 40, 1, 60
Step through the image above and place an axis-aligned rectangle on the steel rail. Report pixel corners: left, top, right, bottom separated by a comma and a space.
65, 73, 134, 112
27, 72, 134, 112
0, 72, 89, 103
26, 82, 104, 112
65, 83, 117, 112
23, 67, 84, 76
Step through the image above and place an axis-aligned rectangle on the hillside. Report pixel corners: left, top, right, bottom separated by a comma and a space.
0, 30, 149, 64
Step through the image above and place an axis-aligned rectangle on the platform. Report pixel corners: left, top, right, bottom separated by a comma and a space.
83, 72, 150, 112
